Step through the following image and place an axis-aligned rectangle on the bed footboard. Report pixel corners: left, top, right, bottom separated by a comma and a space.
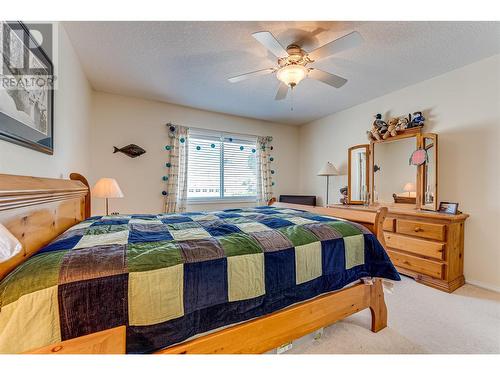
157, 278, 387, 354
270, 201, 388, 245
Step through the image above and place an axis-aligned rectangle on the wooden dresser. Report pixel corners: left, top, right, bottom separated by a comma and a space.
328, 204, 469, 293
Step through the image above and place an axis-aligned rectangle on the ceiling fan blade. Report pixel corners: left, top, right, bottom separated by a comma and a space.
275, 82, 289, 100
228, 68, 275, 83
252, 31, 288, 59
308, 31, 363, 61
308, 68, 348, 88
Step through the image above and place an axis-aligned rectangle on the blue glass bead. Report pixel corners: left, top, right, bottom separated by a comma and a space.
269, 157, 274, 161
166, 162, 171, 168
180, 137, 185, 143
196, 145, 201, 151
162, 176, 168, 181
251, 148, 256, 153
228, 137, 233, 142
161, 191, 167, 196
165, 145, 171, 150
240, 146, 244, 151
271, 170, 275, 174
169, 125, 176, 132
211, 143, 215, 148
272, 182, 275, 186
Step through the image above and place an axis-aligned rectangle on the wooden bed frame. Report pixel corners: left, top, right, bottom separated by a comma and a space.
0, 173, 389, 354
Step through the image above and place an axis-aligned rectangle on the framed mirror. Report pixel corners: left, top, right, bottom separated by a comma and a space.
371, 134, 419, 206
348, 144, 369, 204
419, 133, 438, 211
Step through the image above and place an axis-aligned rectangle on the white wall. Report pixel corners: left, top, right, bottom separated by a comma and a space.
0, 24, 92, 178
90, 92, 300, 215
299, 54, 500, 290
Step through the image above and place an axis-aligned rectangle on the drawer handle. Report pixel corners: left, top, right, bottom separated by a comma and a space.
414, 227, 423, 232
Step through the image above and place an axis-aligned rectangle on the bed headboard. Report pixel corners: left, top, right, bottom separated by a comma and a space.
0, 173, 90, 280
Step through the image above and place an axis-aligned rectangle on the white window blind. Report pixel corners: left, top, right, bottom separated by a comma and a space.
187, 129, 257, 201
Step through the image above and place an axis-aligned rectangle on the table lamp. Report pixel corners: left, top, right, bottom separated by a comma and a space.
403, 182, 416, 197
92, 178, 124, 215
317, 162, 339, 206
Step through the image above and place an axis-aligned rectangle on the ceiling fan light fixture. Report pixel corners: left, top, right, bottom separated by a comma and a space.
276, 64, 308, 87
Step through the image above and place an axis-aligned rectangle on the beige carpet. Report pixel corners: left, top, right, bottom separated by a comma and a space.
283, 276, 500, 354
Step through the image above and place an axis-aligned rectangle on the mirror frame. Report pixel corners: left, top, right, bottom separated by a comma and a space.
369, 130, 421, 207
418, 133, 438, 211
368, 129, 439, 211
347, 144, 370, 205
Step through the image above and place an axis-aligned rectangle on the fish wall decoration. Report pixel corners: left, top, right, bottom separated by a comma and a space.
113, 144, 146, 158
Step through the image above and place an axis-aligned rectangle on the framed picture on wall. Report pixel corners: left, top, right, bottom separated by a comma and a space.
0, 21, 54, 154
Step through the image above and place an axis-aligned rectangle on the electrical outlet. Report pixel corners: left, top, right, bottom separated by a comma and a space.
276, 342, 292, 354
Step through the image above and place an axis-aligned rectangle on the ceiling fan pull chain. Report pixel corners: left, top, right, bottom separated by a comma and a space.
290, 85, 294, 112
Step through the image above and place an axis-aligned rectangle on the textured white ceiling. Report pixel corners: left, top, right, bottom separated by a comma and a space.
63, 21, 500, 125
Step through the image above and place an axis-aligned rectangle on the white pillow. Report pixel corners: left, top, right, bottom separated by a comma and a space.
0, 223, 22, 262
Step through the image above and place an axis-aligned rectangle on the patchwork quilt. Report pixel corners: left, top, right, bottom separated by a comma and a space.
0, 207, 399, 353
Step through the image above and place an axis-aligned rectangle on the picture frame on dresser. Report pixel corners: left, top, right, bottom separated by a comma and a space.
438, 202, 459, 215
0, 21, 54, 154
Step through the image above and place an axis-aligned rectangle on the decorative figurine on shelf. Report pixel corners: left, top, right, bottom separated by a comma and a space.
366, 113, 388, 141
339, 186, 348, 205
397, 113, 412, 130
374, 113, 388, 135
408, 111, 425, 128
383, 117, 399, 139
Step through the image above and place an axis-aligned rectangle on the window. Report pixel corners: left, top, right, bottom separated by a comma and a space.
187, 129, 258, 201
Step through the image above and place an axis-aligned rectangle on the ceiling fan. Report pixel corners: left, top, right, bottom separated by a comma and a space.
228, 30, 363, 100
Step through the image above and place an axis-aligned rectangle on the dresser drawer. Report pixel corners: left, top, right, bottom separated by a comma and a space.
387, 250, 444, 279
384, 232, 445, 260
383, 218, 395, 232
396, 219, 446, 241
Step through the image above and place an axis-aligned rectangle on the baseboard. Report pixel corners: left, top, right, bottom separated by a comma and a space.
466, 279, 500, 293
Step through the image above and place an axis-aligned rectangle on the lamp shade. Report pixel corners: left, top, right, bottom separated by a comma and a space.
277, 65, 308, 87
317, 162, 339, 176
92, 178, 124, 198
403, 182, 416, 193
